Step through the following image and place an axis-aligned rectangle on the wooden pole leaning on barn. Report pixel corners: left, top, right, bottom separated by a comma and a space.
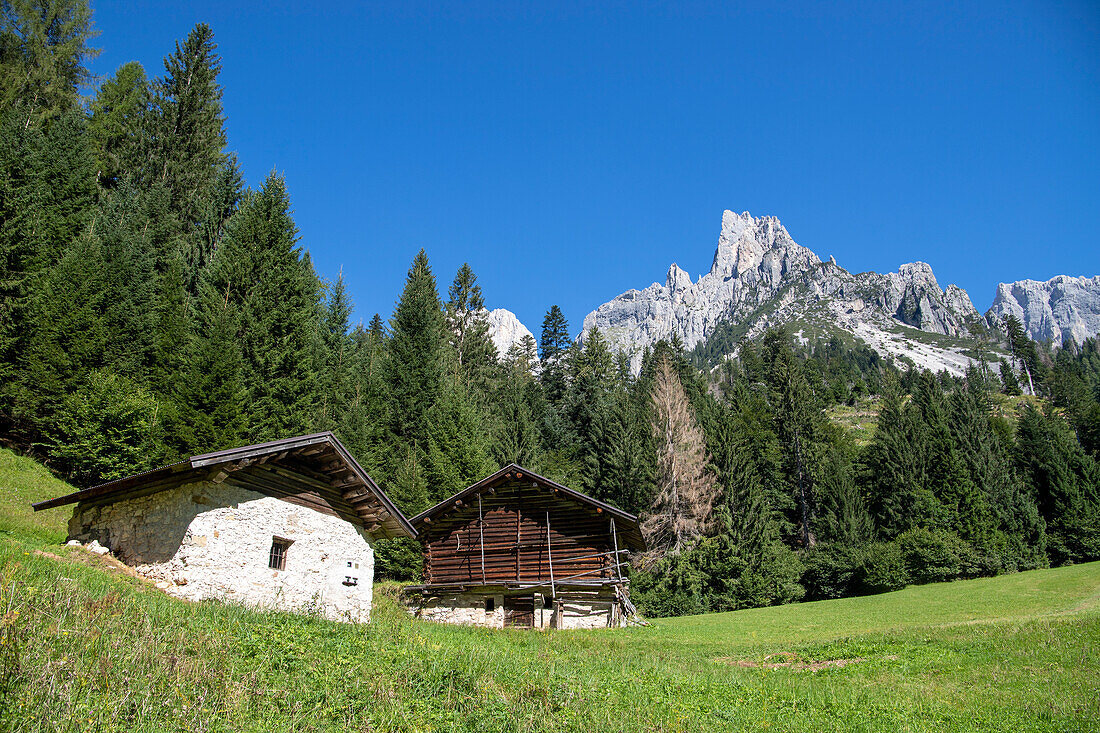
546, 511, 556, 600
478, 494, 486, 584
547, 510, 558, 630
610, 518, 623, 583
611, 517, 624, 625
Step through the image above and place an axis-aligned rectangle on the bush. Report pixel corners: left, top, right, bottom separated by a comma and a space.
854, 542, 909, 594
801, 544, 861, 600
897, 528, 980, 585
47, 370, 159, 486
632, 553, 706, 618
374, 537, 424, 581
730, 542, 805, 609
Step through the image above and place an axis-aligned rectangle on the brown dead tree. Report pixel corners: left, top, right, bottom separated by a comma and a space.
642, 356, 719, 556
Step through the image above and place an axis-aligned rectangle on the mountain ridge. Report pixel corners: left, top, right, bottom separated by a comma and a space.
579, 210, 1098, 374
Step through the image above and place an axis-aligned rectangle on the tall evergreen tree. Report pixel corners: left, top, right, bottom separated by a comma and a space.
385, 249, 446, 446
445, 263, 495, 393
149, 23, 227, 232
176, 280, 244, 453
87, 61, 148, 188
206, 172, 320, 441
1015, 405, 1100, 564
317, 271, 354, 432
762, 328, 818, 546
540, 304, 570, 360
0, 0, 97, 129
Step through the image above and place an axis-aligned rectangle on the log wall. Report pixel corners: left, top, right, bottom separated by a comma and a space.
422, 480, 618, 585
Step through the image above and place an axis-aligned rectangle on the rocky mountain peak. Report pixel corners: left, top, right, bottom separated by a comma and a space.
485, 308, 535, 358
987, 275, 1100, 345
583, 209, 987, 375
712, 210, 818, 280
666, 263, 692, 292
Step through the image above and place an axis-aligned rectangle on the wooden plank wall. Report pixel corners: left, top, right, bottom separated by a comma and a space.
424, 480, 614, 584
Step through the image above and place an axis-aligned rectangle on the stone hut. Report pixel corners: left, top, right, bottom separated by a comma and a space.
33, 433, 414, 623
405, 464, 645, 629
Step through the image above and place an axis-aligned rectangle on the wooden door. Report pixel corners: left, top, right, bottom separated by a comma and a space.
503, 594, 534, 628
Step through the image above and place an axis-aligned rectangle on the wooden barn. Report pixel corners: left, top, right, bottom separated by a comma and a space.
405, 464, 645, 629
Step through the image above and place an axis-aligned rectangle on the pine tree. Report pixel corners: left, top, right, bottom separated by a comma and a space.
385, 249, 446, 444
0, 0, 97, 129
148, 23, 227, 231
206, 172, 321, 441
87, 61, 149, 188
643, 355, 718, 555
445, 263, 495, 392
540, 304, 570, 360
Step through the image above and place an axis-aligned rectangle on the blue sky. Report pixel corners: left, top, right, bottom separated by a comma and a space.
87, 1, 1100, 337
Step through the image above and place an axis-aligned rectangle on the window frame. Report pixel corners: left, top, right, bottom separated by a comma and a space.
268, 536, 293, 571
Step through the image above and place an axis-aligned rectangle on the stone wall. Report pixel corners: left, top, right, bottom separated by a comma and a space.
411, 589, 622, 630
67, 481, 375, 623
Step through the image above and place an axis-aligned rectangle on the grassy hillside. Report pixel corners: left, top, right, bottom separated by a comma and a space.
825, 393, 1046, 447
1, 447, 1098, 732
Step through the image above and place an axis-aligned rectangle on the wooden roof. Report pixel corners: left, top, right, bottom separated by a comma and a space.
411, 464, 645, 552
32, 432, 416, 540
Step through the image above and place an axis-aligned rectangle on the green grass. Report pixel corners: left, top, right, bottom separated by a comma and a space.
0, 448, 69, 543
1, 447, 1098, 732
825, 400, 882, 446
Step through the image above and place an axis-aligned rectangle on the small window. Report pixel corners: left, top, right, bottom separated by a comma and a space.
543, 595, 554, 609
269, 537, 293, 570
484, 598, 495, 612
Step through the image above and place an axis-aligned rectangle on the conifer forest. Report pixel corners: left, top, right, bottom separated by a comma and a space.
3, 5, 1099, 617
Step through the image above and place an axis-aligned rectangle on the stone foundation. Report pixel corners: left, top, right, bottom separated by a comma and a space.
67, 481, 375, 623
410, 587, 625, 630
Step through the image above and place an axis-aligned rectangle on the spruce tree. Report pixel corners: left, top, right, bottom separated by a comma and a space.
0, 0, 97, 129
385, 249, 446, 444
1016, 405, 1100, 563
149, 23, 227, 231
491, 342, 542, 468
540, 304, 570, 360
317, 271, 354, 432
87, 61, 149, 188
188, 154, 243, 289
206, 172, 320, 441
150, 252, 192, 398
0, 108, 96, 398
176, 280, 244, 453
762, 328, 818, 547
862, 379, 926, 538
445, 263, 495, 392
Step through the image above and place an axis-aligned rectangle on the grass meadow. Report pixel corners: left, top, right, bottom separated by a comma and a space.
1, 447, 1098, 732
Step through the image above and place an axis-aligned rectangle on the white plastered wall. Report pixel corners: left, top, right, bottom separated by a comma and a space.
67, 481, 375, 623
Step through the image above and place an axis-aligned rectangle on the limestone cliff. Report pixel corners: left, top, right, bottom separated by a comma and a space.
986, 275, 1100, 346
582, 210, 987, 373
